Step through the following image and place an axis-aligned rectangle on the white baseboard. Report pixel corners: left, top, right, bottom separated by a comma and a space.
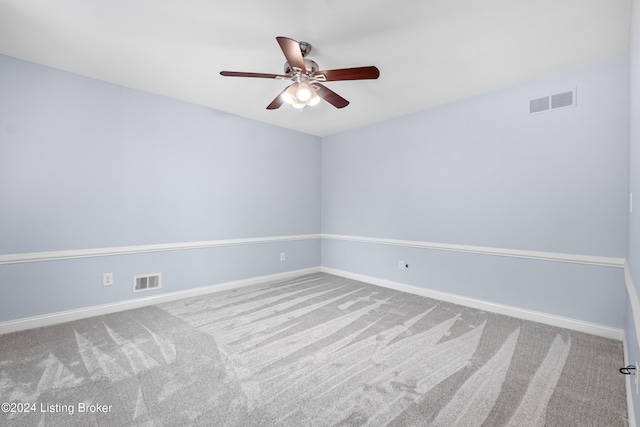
321, 267, 624, 341
625, 262, 640, 351
0, 263, 625, 340
623, 334, 638, 427
0, 267, 321, 336
625, 262, 640, 426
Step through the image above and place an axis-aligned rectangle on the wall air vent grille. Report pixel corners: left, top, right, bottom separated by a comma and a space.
551, 91, 574, 109
530, 89, 576, 114
133, 273, 162, 293
529, 96, 550, 113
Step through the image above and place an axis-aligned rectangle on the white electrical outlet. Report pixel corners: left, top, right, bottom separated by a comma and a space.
102, 273, 113, 287
398, 261, 405, 270
280, 252, 286, 262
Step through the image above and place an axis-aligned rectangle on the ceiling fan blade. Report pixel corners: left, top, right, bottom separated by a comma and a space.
313, 83, 349, 109
276, 36, 306, 72
313, 66, 380, 82
220, 71, 287, 79
266, 88, 288, 110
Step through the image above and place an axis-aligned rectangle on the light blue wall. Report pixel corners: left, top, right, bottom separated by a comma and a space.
630, 0, 640, 280
626, 0, 640, 423
322, 239, 626, 327
0, 49, 632, 335
322, 55, 629, 328
0, 55, 321, 321
0, 55, 321, 252
0, 240, 319, 321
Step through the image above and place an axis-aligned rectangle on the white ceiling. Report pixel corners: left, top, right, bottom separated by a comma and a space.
0, 0, 631, 137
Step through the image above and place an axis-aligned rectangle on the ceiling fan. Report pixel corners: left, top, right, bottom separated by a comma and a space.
220, 36, 380, 110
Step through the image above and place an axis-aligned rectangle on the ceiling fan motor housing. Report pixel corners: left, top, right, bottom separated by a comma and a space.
284, 58, 319, 76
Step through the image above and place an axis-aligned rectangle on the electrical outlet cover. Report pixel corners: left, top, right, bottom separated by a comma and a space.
102, 273, 113, 286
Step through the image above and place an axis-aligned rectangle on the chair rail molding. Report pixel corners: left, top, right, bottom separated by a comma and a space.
0, 234, 322, 265
321, 233, 625, 268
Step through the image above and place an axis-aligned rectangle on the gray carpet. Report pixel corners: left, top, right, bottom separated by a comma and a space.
0, 273, 628, 426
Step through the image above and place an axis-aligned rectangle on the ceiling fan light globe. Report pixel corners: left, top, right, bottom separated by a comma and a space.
292, 100, 306, 109
308, 91, 320, 106
282, 84, 297, 104
295, 82, 313, 102
282, 94, 295, 104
